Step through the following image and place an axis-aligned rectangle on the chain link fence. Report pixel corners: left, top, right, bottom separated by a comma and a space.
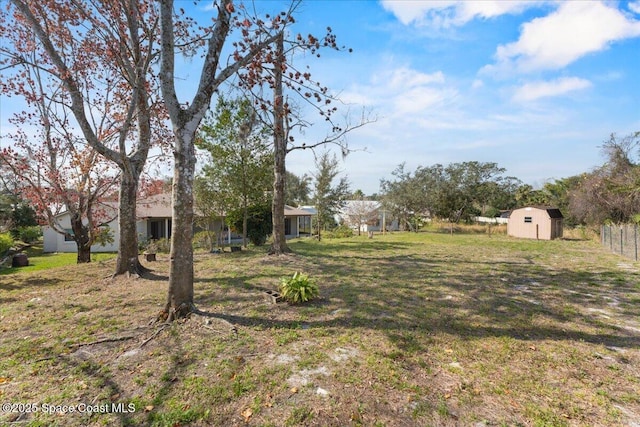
601, 224, 639, 261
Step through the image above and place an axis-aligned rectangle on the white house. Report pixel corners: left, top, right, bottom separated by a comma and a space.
43, 193, 312, 253
337, 200, 399, 233
43, 193, 173, 253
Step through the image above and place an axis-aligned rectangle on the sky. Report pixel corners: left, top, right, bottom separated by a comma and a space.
271, 0, 640, 195
1, 0, 639, 196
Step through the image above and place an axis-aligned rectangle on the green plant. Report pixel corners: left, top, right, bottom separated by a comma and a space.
16, 226, 42, 243
279, 272, 319, 303
193, 230, 215, 250
144, 238, 170, 254
323, 224, 354, 239
0, 232, 13, 254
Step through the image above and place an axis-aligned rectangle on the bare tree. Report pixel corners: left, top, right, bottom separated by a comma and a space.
157, 0, 284, 320
3, 0, 169, 275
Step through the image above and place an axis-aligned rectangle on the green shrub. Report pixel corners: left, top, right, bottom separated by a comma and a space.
279, 272, 319, 304
227, 203, 272, 246
193, 230, 215, 250
323, 224, 353, 239
93, 226, 114, 247
0, 233, 13, 255
143, 238, 171, 254
16, 226, 42, 243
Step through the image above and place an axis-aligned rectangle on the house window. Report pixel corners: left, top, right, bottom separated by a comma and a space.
64, 228, 74, 242
524, 216, 532, 223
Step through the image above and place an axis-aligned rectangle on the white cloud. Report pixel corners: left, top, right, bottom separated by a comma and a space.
630, 1, 640, 15
513, 77, 592, 102
471, 79, 484, 89
486, 1, 640, 74
379, 0, 544, 27
346, 66, 452, 114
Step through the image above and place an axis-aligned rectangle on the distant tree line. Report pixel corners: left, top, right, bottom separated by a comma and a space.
377, 132, 640, 231
379, 161, 521, 230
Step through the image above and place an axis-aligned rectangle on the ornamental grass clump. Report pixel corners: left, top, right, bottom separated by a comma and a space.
279, 272, 319, 304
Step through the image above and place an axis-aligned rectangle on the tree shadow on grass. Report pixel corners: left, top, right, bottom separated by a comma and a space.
192, 249, 640, 353
51, 325, 198, 427
0, 276, 63, 291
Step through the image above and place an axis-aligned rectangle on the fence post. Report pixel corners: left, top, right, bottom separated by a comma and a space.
633, 224, 638, 261
620, 228, 623, 255
609, 226, 613, 250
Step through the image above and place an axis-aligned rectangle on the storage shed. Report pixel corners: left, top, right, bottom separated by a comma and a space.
507, 206, 563, 240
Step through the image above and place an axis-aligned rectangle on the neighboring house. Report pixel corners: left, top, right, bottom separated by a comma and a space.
284, 205, 313, 237
43, 193, 312, 253
337, 200, 399, 233
42, 202, 119, 253
507, 206, 563, 240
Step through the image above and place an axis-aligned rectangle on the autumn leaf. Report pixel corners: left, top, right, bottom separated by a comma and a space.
241, 407, 253, 422
0, 377, 10, 384
290, 387, 298, 394
144, 405, 154, 412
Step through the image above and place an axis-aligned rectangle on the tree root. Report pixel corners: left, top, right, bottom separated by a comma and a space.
192, 307, 238, 338
153, 304, 238, 338
138, 323, 169, 348
69, 335, 137, 348
110, 257, 152, 279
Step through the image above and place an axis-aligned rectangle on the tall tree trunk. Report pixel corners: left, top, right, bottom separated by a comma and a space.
77, 244, 91, 263
269, 32, 290, 255
242, 203, 248, 248
114, 169, 147, 276
70, 214, 91, 263
163, 130, 196, 320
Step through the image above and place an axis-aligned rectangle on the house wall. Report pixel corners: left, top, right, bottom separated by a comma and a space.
507, 207, 558, 240
42, 215, 119, 253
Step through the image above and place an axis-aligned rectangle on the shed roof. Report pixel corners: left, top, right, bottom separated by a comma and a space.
513, 206, 563, 219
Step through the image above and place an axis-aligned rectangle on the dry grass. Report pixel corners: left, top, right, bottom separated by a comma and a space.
0, 232, 639, 426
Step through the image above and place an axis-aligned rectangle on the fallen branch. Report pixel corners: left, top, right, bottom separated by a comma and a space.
192, 308, 238, 338
69, 335, 136, 348
138, 323, 169, 348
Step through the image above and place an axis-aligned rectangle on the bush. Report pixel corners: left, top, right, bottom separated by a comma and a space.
0, 233, 13, 255
143, 238, 171, 254
16, 226, 42, 243
227, 203, 272, 246
323, 224, 353, 239
279, 272, 319, 304
193, 230, 215, 250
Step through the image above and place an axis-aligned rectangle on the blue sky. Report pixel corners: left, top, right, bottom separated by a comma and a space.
2, 1, 639, 196
272, 0, 640, 194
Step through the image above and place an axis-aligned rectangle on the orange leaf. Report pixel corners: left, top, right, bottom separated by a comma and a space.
242, 407, 253, 422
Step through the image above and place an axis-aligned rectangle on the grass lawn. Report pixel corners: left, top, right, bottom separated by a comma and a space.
0, 244, 116, 275
0, 231, 639, 426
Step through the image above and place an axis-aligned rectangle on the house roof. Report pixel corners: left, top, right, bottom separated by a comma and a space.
284, 205, 312, 217
137, 193, 172, 218
298, 205, 318, 215
340, 200, 381, 213
53, 192, 312, 221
